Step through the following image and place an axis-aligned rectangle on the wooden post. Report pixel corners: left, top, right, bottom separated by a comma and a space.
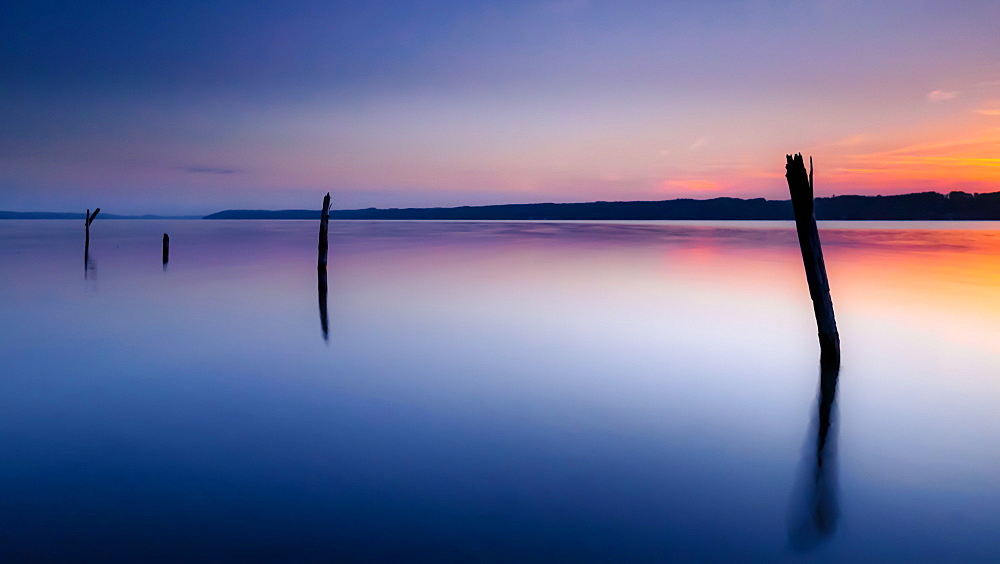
785, 155, 839, 367
84, 208, 100, 272
318, 193, 331, 268
162, 233, 170, 267
317, 193, 331, 341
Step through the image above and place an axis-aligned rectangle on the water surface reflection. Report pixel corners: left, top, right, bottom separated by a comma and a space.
1, 220, 1000, 560
318, 265, 329, 342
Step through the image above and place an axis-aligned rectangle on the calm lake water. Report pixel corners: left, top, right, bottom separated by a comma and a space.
2, 219, 1000, 561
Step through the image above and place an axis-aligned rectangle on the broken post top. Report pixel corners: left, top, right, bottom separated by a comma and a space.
86, 208, 100, 227
318, 193, 331, 267
785, 154, 814, 215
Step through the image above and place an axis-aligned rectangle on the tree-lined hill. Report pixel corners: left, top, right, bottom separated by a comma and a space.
204, 191, 1000, 221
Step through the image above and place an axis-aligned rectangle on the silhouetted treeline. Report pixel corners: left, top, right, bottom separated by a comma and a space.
203, 191, 1000, 221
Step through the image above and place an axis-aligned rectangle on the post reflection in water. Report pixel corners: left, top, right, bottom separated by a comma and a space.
84, 251, 96, 280
318, 265, 329, 342
788, 360, 840, 551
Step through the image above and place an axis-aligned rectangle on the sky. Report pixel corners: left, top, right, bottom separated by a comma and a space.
2, 0, 999, 215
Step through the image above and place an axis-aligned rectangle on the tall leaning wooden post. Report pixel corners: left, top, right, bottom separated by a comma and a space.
317, 193, 331, 341
785, 154, 840, 368
318, 193, 331, 268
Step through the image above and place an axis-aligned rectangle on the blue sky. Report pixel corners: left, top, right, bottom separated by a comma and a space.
3, 0, 999, 214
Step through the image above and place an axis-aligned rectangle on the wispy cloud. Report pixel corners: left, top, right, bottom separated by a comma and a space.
923, 80, 1000, 108
830, 134, 866, 146
974, 101, 1000, 116
853, 131, 1000, 160
181, 166, 239, 175
927, 89, 959, 102
834, 129, 1000, 185
688, 137, 710, 151
927, 80, 1000, 102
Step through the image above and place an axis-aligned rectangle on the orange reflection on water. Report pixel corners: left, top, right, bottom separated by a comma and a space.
824, 226, 1000, 353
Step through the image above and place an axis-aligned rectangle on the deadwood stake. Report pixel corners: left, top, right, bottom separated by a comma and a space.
162, 233, 170, 267
785, 154, 840, 367
318, 193, 331, 268
318, 193, 331, 341
84, 208, 100, 273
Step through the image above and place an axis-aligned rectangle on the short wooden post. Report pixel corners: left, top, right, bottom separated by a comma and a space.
162, 233, 170, 266
785, 154, 840, 367
84, 208, 100, 271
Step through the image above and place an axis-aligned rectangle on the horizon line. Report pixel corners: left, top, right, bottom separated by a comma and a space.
5, 188, 995, 218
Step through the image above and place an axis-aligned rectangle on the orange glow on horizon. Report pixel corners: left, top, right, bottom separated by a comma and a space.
814, 128, 1000, 195
661, 179, 720, 192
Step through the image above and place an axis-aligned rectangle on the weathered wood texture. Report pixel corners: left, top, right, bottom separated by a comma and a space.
785, 154, 840, 367
318, 193, 331, 268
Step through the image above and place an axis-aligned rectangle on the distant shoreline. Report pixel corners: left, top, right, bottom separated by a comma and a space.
205, 190, 1000, 221
6, 190, 1000, 221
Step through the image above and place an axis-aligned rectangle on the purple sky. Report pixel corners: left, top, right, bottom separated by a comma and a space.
2, 0, 999, 215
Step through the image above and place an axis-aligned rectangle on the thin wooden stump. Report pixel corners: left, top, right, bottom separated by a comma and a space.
162, 233, 170, 267
317, 193, 331, 341
84, 208, 100, 275
785, 154, 840, 367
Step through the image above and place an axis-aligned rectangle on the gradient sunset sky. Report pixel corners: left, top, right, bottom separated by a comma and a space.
3, 0, 999, 215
